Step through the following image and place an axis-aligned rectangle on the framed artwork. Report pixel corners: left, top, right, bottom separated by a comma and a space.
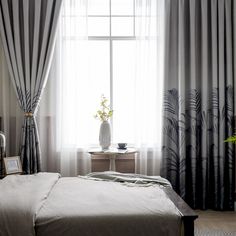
4, 156, 23, 175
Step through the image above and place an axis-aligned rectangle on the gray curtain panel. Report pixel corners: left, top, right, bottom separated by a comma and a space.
161, 0, 235, 210
0, 0, 62, 173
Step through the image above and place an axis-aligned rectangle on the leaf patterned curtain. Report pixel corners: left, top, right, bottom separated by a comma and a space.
161, 0, 235, 210
0, 0, 62, 173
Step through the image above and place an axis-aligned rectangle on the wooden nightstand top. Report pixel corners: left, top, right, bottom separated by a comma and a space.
88, 147, 137, 155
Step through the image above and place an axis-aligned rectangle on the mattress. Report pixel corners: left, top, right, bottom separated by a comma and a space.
0, 172, 182, 236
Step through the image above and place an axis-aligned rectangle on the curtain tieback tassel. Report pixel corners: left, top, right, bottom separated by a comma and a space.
24, 112, 34, 117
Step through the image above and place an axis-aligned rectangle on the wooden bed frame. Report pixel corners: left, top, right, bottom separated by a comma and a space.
164, 188, 198, 236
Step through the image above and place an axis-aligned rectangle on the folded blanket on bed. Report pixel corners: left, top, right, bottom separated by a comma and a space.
84, 171, 172, 187
0, 173, 60, 236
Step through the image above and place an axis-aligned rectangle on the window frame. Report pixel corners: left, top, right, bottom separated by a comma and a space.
86, 0, 136, 130
61, 0, 160, 144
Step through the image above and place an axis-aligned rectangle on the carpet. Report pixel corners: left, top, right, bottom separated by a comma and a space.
195, 229, 236, 236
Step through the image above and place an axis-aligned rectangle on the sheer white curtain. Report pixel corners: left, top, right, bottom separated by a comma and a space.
134, 0, 164, 175
38, 0, 165, 176
38, 0, 92, 176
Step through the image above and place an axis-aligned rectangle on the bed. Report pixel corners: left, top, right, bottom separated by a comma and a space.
0, 172, 197, 236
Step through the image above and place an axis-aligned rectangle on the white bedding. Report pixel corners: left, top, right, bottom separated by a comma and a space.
0, 173, 60, 236
0, 172, 182, 236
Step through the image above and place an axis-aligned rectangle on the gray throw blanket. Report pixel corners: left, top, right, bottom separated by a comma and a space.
84, 171, 172, 187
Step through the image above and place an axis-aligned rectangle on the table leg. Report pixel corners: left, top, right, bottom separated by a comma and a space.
109, 155, 116, 171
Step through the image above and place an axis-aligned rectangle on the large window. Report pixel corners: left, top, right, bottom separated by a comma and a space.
59, 0, 163, 147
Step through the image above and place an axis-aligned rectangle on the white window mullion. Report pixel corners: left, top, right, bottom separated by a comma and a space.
110, 39, 113, 139
109, 0, 114, 142
133, 0, 136, 37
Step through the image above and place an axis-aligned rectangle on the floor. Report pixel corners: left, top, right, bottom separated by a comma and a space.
195, 210, 236, 234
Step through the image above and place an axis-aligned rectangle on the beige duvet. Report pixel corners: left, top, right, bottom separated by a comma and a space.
0, 172, 182, 236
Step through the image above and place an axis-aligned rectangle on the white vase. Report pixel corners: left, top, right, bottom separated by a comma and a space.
99, 121, 111, 150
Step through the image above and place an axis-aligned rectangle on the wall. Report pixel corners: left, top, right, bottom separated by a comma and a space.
234, 0, 236, 202
0, 40, 22, 157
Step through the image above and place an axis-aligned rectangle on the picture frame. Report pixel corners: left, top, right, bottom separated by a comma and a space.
3, 156, 23, 175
